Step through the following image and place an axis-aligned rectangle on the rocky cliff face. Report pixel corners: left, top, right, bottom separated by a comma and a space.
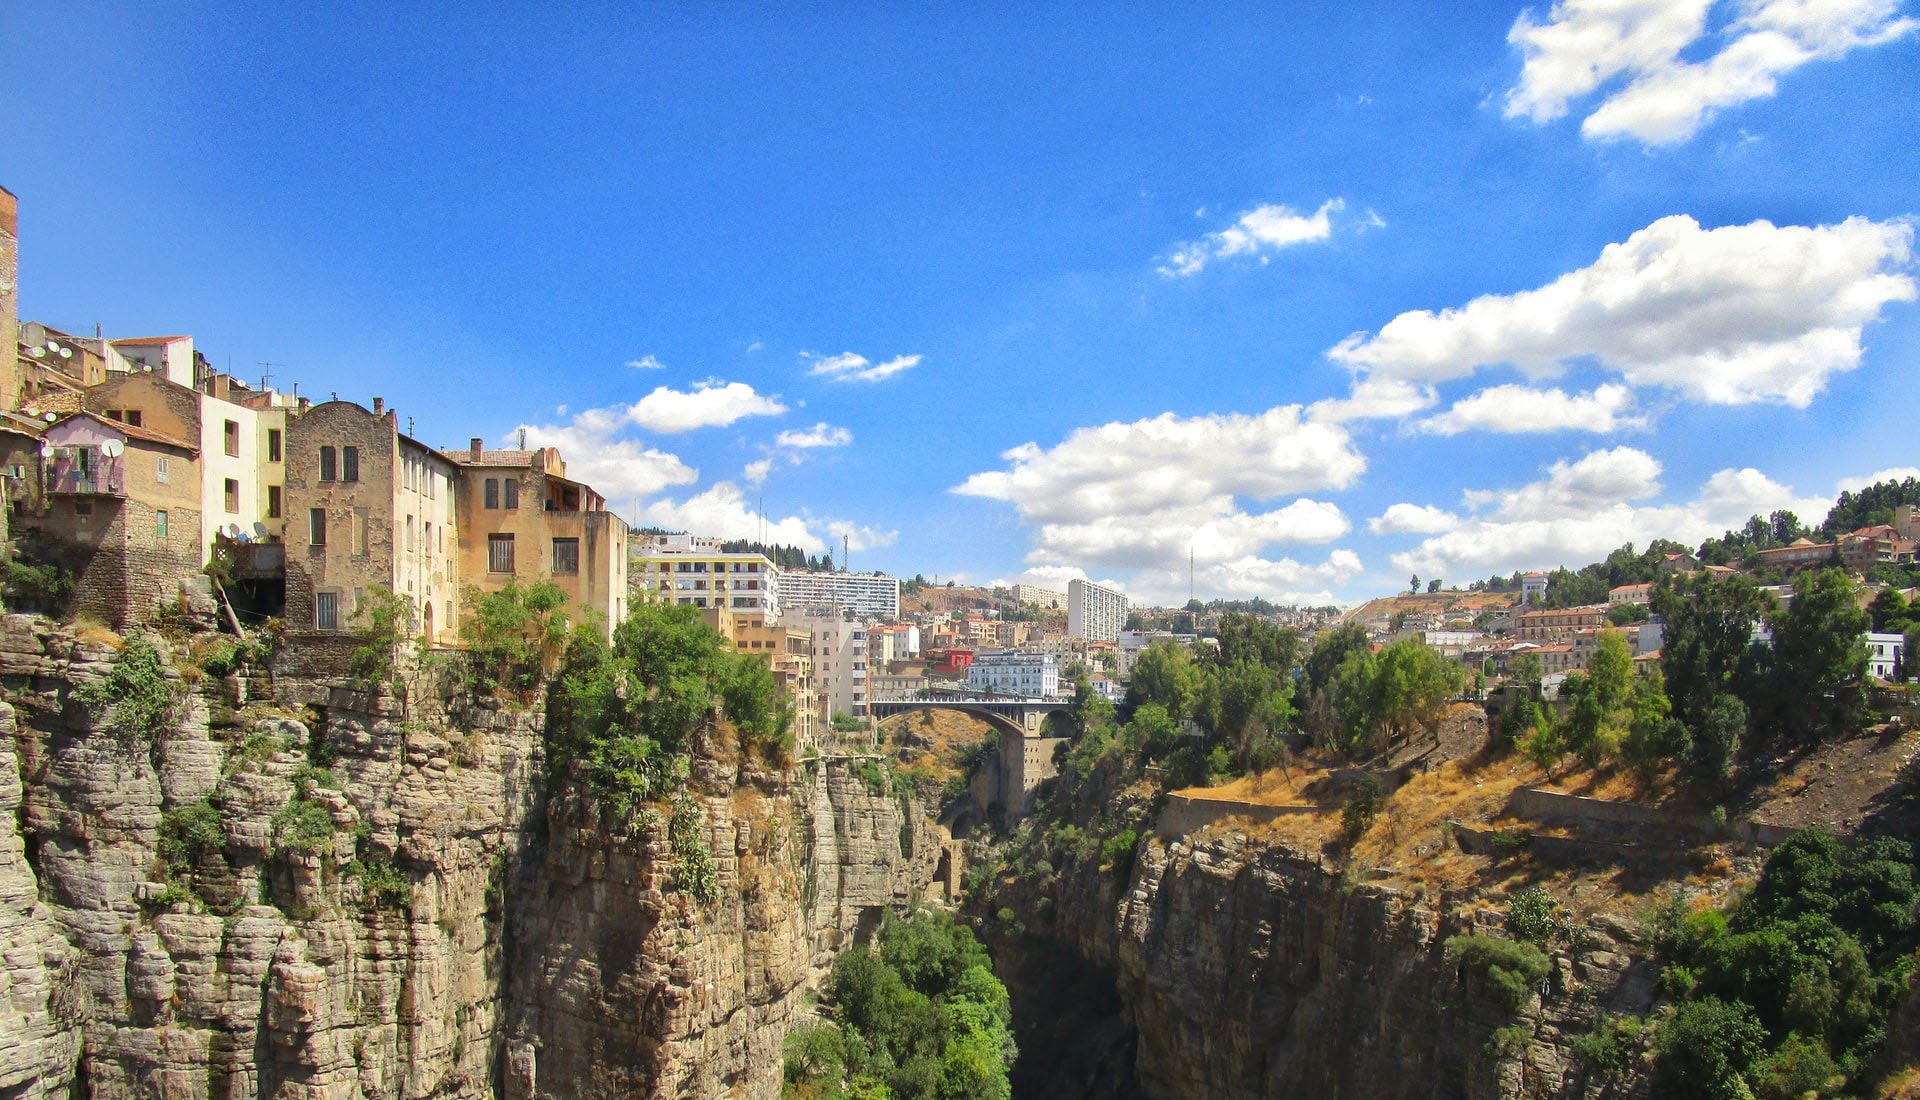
985, 819, 1659, 1100
0, 616, 944, 1099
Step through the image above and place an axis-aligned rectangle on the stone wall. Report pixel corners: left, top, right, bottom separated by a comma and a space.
1153, 792, 1317, 838
1508, 787, 1802, 848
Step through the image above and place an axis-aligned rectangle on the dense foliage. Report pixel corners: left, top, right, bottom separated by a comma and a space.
1652, 831, 1919, 1098
348, 586, 415, 688
461, 580, 574, 697
785, 908, 1015, 1100
77, 635, 183, 744
543, 602, 790, 901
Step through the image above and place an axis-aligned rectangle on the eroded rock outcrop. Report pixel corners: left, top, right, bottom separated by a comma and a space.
0, 615, 949, 1099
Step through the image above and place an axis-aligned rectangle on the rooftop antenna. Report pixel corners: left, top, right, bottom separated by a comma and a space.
843, 533, 850, 574
517, 427, 527, 449
407, 416, 415, 437
257, 361, 280, 391
1189, 546, 1195, 603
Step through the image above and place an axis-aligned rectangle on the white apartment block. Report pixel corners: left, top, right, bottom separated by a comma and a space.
778, 569, 900, 619
1068, 578, 1128, 642
1011, 583, 1068, 611
781, 605, 869, 717
631, 532, 780, 615
967, 651, 1060, 697
1867, 631, 1906, 680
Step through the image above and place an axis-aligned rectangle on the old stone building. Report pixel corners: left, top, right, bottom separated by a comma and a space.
0, 186, 17, 411
23, 411, 202, 627
79, 370, 292, 561
443, 440, 628, 638
283, 399, 462, 643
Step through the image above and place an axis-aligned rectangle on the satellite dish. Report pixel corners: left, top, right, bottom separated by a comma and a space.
224, 523, 243, 539
28, 347, 43, 358
58, 348, 71, 359
38, 441, 52, 457
45, 341, 60, 354
42, 413, 56, 423
100, 440, 125, 459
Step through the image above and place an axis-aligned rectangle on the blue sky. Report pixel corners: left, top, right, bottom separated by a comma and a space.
4, 1, 1916, 606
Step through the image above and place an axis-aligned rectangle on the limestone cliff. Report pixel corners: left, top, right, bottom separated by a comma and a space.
0, 616, 944, 1099
981, 798, 1662, 1100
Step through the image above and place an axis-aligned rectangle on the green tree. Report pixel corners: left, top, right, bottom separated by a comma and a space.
1303, 622, 1370, 695
1198, 658, 1294, 771
461, 580, 572, 696
1654, 573, 1771, 730
1656, 998, 1769, 1100
1689, 693, 1745, 785
1867, 586, 1910, 632
1210, 613, 1303, 674
1126, 641, 1203, 721
348, 586, 417, 688
1761, 568, 1869, 744
1327, 638, 1463, 758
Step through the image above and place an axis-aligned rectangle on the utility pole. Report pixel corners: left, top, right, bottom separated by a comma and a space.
843, 534, 850, 573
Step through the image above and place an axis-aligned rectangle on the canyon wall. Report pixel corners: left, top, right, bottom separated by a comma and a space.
0, 616, 942, 1099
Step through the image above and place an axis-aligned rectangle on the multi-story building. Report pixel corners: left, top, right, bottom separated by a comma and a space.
1010, 583, 1067, 611
967, 651, 1060, 697
0, 187, 16, 411
780, 605, 868, 718
630, 532, 779, 615
77, 370, 292, 561
1514, 606, 1607, 641
702, 605, 819, 751
1867, 631, 1907, 680
25, 411, 201, 627
1608, 583, 1653, 606
444, 439, 629, 639
778, 568, 900, 619
1068, 577, 1128, 642
283, 399, 465, 643
1519, 572, 1549, 605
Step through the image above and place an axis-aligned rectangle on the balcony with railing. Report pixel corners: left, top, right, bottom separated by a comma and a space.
46, 452, 125, 496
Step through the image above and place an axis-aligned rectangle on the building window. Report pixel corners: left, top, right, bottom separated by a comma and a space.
406, 514, 415, 552
309, 508, 327, 545
267, 485, 282, 518
553, 537, 579, 575
74, 498, 93, 516
267, 429, 282, 462
224, 420, 240, 457
155, 456, 170, 485
316, 591, 339, 631
488, 534, 516, 573
319, 446, 337, 482
156, 509, 168, 538
503, 477, 519, 509
484, 478, 499, 509
354, 510, 369, 556
342, 446, 359, 483
224, 478, 239, 513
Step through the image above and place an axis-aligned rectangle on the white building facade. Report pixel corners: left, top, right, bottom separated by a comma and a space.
1068, 577, 1128, 642
1011, 583, 1068, 611
1867, 631, 1907, 680
630, 533, 781, 615
781, 606, 869, 717
968, 651, 1060, 697
778, 569, 900, 619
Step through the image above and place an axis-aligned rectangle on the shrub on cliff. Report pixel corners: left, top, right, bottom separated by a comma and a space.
462, 581, 573, 697
1445, 935, 1551, 1013
77, 635, 181, 744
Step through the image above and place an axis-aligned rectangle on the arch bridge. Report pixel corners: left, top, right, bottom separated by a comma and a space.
867, 694, 1072, 738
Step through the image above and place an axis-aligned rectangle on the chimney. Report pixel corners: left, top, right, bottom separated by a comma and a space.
372, 397, 384, 415
470, 437, 483, 461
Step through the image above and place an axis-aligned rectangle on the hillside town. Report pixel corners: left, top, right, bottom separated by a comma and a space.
3, 180, 1914, 784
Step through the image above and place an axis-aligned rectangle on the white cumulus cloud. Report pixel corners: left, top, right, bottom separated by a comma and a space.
510, 407, 698, 503
1160, 199, 1345, 277
1505, 0, 1917, 146
775, 422, 853, 449
955, 403, 1365, 600
638, 482, 826, 552
826, 520, 899, 553
1417, 382, 1643, 435
1329, 214, 1915, 410
1369, 503, 1460, 535
1389, 447, 1839, 579
742, 458, 774, 488
803, 351, 922, 383
628, 380, 788, 433
625, 354, 666, 370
